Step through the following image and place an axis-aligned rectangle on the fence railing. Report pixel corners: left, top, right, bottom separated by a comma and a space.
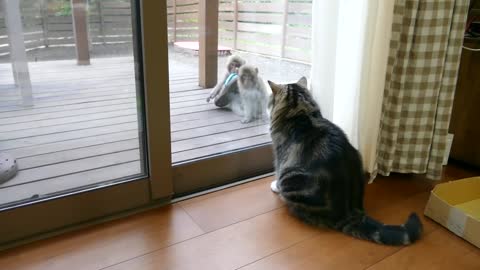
0, 0, 132, 57
167, 0, 312, 62
0, 0, 312, 62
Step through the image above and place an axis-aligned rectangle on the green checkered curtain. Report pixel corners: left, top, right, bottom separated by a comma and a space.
375, 0, 469, 180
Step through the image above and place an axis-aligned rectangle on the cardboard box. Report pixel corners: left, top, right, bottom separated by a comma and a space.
424, 177, 480, 248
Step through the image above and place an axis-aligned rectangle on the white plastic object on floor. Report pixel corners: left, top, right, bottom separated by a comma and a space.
0, 153, 18, 184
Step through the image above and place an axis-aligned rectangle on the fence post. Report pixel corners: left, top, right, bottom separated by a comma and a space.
198, 0, 218, 88
280, 0, 289, 58
40, 0, 49, 47
3, 0, 33, 106
173, 0, 176, 42
97, 0, 105, 44
233, 0, 238, 50
71, 0, 90, 65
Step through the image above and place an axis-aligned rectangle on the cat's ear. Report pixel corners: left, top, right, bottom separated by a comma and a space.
255, 67, 259, 75
268, 80, 281, 96
296, 77, 308, 89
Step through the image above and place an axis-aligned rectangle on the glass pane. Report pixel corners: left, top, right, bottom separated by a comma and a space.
0, 0, 146, 209
167, 0, 311, 164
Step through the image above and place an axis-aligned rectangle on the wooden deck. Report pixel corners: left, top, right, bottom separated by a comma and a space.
0, 57, 270, 207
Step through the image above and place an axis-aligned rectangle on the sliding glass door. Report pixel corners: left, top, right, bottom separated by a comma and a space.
167, 0, 312, 195
0, 0, 313, 248
0, 0, 149, 210
0, 0, 172, 247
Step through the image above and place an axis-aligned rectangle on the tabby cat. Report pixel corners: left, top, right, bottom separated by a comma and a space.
267, 77, 422, 245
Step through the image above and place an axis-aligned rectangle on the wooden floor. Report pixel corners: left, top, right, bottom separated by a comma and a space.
0, 57, 269, 207
0, 162, 478, 270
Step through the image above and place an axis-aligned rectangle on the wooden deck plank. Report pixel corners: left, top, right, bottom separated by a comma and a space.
0, 81, 133, 93
0, 162, 142, 206
0, 107, 137, 131
0, 61, 135, 72
0, 67, 133, 79
0, 149, 140, 189
172, 134, 271, 163
0, 102, 136, 125
0, 79, 200, 113
0, 57, 131, 73
171, 86, 204, 94
0, 122, 138, 151
171, 104, 218, 116
1, 115, 138, 140
0, 98, 135, 117
170, 89, 211, 98
0, 75, 134, 91
170, 92, 210, 103
172, 120, 269, 142
21, 57, 133, 67
0, 84, 197, 118
172, 125, 270, 153
4, 86, 135, 101
0, 92, 136, 110
170, 85, 210, 93
170, 98, 214, 109
171, 109, 235, 123
171, 114, 240, 132
0, 78, 196, 98
0, 70, 133, 83
17, 139, 140, 170
8, 130, 139, 159
0, 83, 135, 99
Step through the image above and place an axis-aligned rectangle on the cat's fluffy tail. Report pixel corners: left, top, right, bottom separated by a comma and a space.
338, 212, 422, 246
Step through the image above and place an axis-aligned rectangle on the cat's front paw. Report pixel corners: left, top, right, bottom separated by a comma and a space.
270, 180, 279, 193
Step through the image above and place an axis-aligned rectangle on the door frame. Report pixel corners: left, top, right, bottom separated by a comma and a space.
173, 145, 273, 196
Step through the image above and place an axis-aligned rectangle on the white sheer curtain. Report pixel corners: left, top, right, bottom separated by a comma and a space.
310, 0, 395, 177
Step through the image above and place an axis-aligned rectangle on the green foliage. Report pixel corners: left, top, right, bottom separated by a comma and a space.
54, 1, 71, 16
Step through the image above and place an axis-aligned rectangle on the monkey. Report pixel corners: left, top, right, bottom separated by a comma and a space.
237, 65, 268, 123
205, 55, 267, 123
206, 55, 246, 113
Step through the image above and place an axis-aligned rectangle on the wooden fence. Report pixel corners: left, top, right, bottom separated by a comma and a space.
0, 0, 132, 57
167, 0, 312, 62
0, 0, 312, 62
